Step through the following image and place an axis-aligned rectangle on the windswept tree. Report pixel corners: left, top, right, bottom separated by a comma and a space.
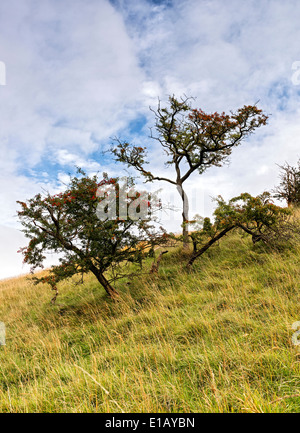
187, 192, 292, 266
17, 171, 168, 301
273, 160, 300, 207
112, 95, 268, 246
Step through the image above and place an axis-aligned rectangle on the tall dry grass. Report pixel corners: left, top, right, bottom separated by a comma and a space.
0, 231, 299, 412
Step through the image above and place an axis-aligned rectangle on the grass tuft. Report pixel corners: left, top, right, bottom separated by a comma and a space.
0, 232, 300, 412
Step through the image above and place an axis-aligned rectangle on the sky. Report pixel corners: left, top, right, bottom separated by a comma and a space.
0, 0, 300, 279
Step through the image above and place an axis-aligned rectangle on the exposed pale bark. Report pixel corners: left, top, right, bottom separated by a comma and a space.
177, 182, 189, 248
112, 97, 267, 251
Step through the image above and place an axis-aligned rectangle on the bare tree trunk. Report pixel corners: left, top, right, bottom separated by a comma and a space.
61, 241, 119, 298
90, 265, 119, 298
187, 225, 235, 267
182, 213, 189, 249
177, 182, 189, 248
97, 272, 119, 299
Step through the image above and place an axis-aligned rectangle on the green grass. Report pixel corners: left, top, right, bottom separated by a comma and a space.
0, 232, 300, 412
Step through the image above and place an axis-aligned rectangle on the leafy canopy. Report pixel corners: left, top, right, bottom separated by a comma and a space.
112, 95, 268, 186
17, 170, 168, 300
112, 95, 268, 246
187, 192, 292, 266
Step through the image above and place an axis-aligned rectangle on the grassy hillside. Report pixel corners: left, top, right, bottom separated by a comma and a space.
0, 231, 300, 413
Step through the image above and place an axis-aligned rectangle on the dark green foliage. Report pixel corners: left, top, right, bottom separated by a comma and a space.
188, 192, 293, 266
17, 170, 168, 299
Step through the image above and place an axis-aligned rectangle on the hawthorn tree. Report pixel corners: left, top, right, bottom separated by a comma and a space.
187, 192, 292, 266
112, 95, 268, 246
17, 171, 168, 301
273, 160, 300, 207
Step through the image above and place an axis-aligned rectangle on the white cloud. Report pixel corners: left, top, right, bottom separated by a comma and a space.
0, 226, 31, 279
1, 0, 300, 278
0, 0, 146, 168
0, 225, 63, 280
55, 149, 101, 171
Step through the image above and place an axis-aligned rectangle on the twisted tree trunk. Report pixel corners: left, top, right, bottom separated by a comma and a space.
90, 264, 119, 299
187, 225, 235, 267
